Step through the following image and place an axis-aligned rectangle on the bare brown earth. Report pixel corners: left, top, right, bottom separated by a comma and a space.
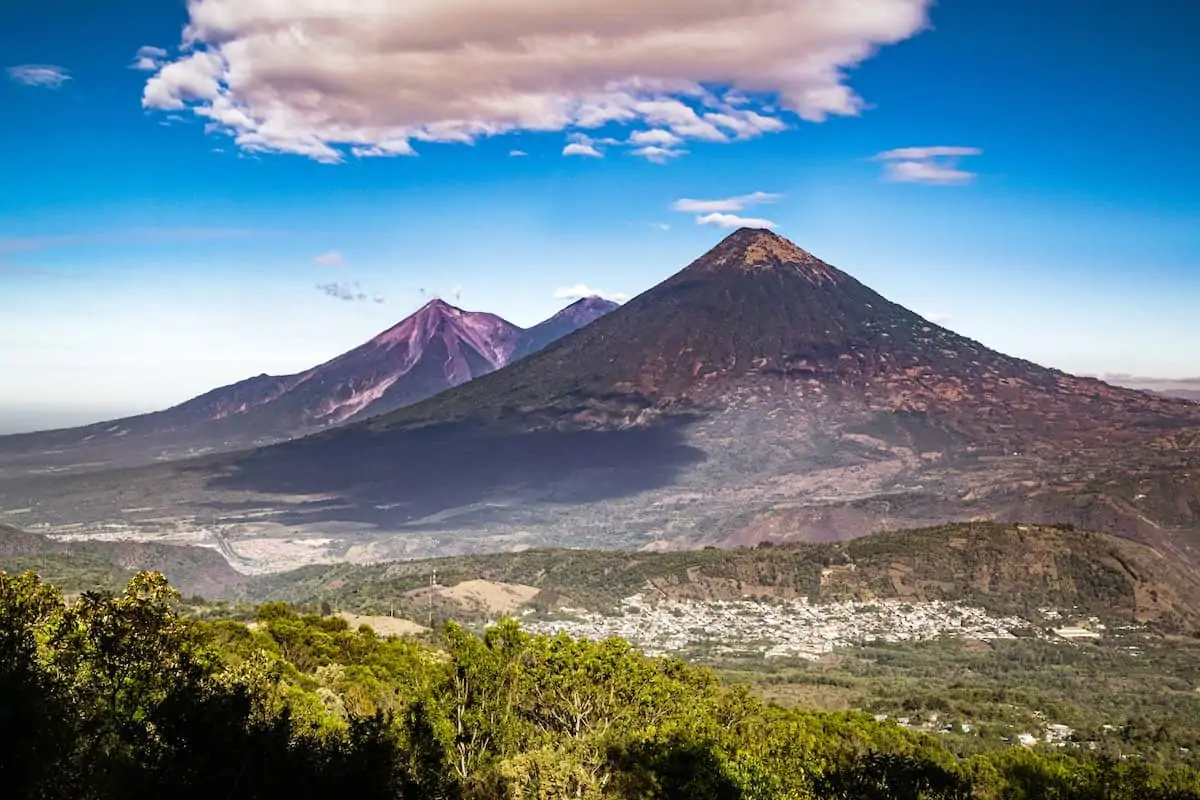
335, 612, 427, 637
432, 579, 541, 616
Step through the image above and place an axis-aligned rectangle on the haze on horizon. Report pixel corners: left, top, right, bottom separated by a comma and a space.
2, 0, 1197, 434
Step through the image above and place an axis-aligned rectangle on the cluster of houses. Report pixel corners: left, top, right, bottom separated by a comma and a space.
524, 594, 1036, 659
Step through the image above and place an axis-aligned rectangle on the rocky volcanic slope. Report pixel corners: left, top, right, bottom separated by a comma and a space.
375, 230, 1197, 444
5, 229, 1200, 569
510, 295, 619, 361
0, 297, 616, 474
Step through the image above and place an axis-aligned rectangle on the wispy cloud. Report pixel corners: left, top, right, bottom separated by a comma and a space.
671, 191, 782, 213
7, 64, 71, 88
629, 129, 683, 148
350, 141, 417, 158
130, 46, 168, 72
316, 281, 384, 303
508, 149, 528, 157
553, 283, 629, 302
563, 142, 602, 158
628, 129, 687, 163
631, 145, 686, 164
139, 0, 932, 162
695, 213, 777, 230
873, 146, 982, 185
920, 311, 951, 324
313, 250, 345, 268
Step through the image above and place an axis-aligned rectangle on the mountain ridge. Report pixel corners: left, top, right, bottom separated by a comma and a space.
0, 295, 618, 474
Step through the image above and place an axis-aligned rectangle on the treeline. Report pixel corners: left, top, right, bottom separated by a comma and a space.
3, 571, 1200, 800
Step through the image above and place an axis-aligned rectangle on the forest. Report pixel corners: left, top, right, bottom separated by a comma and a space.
3, 569, 1200, 800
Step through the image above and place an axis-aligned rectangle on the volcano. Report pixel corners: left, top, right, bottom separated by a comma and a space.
0, 296, 616, 472
369, 229, 1198, 449
510, 296, 620, 361
7, 229, 1200, 568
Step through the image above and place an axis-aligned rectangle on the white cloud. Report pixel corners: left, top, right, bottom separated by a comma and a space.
875, 146, 981, 160
350, 141, 418, 158
632, 145, 686, 164
139, 0, 932, 162
563, 142, 603, 158
629, 129, 683, 147
314, 250, 345, 268
873, 145, 981, 185
553, 284, 629, 303
508, 149, 528, 157
130, 46, 168, 71
7, 64, 71, 88
627, 126, 687, 162
920, 311, 951, 324
703, 111, 787, 138
696, 213, 777, 230
654, 223, 671, 231
671, 191, 782, 213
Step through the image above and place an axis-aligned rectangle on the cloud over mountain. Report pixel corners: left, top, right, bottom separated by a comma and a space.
672, 191, 781, 228
553, 284, 629, 302
140, 0, 932, 162
672, 192, 782, 213
874, 146, 982, 185
696, 213, 777, 229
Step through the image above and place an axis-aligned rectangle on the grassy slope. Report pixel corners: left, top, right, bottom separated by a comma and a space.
0, 524, 246, 598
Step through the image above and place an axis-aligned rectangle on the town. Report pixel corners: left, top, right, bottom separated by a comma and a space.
523, 594, 1040, 660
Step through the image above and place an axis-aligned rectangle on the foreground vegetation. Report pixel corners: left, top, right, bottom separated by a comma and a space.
4, 570, 1200, 799
721, 636, 1200, 769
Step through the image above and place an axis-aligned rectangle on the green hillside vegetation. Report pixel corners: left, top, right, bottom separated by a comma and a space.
246, 523, 1200, 632
4, 569, 1200, 800
726, 635, 1200, 769
0, 552, 133, 595
0, 523, 247, 598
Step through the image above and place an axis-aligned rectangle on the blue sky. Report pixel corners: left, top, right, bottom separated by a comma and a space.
1, 0, 1198, 431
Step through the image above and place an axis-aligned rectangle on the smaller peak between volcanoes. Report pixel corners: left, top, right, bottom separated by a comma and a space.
688, 227, 844, 283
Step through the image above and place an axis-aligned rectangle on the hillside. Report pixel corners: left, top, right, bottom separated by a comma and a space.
0, 523, 246, 598
243, 523, 1200, 633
